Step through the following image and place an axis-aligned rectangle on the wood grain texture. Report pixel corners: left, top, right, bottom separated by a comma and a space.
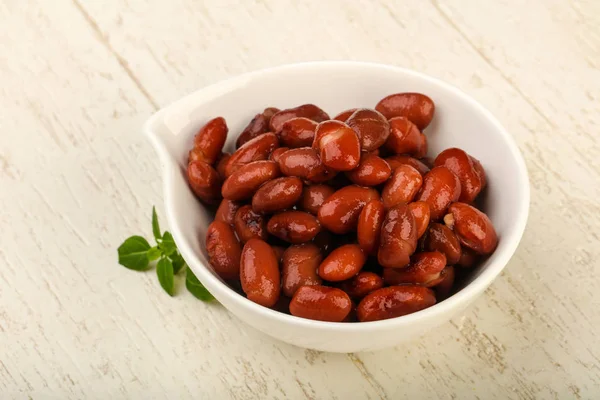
0, 0, 598, 398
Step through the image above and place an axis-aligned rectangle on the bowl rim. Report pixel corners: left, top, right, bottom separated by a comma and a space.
145, 61, 530, 331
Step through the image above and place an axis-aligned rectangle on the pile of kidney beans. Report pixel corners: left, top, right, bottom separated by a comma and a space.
186, 92, 497, 323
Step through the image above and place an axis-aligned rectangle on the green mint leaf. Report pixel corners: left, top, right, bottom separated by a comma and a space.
156, 257, 175, 296
170, 252, 187, 274
161, 231, 177, 256
147, 246, 162, 261
152, 206, 161, 242
186, 269, 215, 302
118, 236, 151, 271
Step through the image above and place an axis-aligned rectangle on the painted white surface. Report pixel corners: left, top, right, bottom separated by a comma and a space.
0, 0, 598, 398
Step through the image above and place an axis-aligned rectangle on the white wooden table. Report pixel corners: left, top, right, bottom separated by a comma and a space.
1, 1, 599, 398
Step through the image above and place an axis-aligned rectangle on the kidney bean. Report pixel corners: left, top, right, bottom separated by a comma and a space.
240, 239, 280, 307
384, 117, 428, 158
378, 204, 418, 268
289, 285, 351, 322
424, 222, 461, 265
281, 243, 323, 297
382, 165, 423, 209
252, 177, 303, 214
234, 205, 267, 243
345, 108, 391, 151
267, 211, 321, 243
205, 220, 242, 280
345, 153, 391, 186
280, 117, 318, 148
408, 201, 431, 239
385, 155, 430, 175
343, 302, 358, 322
339, 271, 384, 299
236, 114, 268, 149
277, 147, 335, 183
313, 120, 361, 171
357, 199, 385, 256
333, 108, 358, 122
445, 202, 497, 254
415, 166, 461, 220
269, 147, 289, 163
357, 286, 436, 322
215, 198, 241, 225
187, 161, 222, 205
375, 92, 435, 130
190, 117, 228, 165
434, 148, 484, 203
318, 244, 366, 282
382, 251, 446, 287
269, 104, 330, 132
225, 132, 279, 177
215, 152, 231, 180
263, 107, 280, 120
318, 185, 380, 234
457, 247, 479, 268
300, 184, 336, 215
434, 266, 455, 300
222, 160, 280, 201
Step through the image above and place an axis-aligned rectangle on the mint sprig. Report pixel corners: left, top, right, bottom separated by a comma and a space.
117, 207, 215, 302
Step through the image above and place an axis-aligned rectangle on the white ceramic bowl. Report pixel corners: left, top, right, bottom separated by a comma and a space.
145, 62, 529, 353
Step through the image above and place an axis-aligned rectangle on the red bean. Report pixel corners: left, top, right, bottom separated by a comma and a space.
318, 185, 380, 234
345, 154, 391, 187
269, 104, 330, 132
357, 199, 385, 256
252, 177, 303, 214
281, 244, 323, 297
375, 92, 435, 130
187, 161, 222, 205
267, 211, 321, 243
240, 239, 280, 307
345, 108, 390, 151
290, 285, 351, 322
191, 117, 228, 165
424, 222, 461, 265
215, 198, 241, 225
222, 160, 280, 201
205, 220, 242, 280
415, 166, 461, 220
357, 286, 436, 322
382, 251, 447, 287
318, 244, 366, 282
225, 133, 279, 176
300, 184, 336, 215
339, 272, 384, 299
280, 117, 318, 148
234, 205, 267, 243
384, 117, 427, 158
445, 202, 497, 255
313, 120, 361, 171
378, 204, 418, 268
382, 164, 423, 209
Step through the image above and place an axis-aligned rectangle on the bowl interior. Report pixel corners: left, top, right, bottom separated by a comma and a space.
147, 62, 529, 326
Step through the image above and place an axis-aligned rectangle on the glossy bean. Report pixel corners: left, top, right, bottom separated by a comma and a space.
281, 244, 323, 297
236, 113, 269, 149
221, 160, 280, 201
339, 271, 384, 299
445, 202, 498, 254
240, 239, 280, 307
267, 211, 321, 243
415, 166, 461, 220
289, 285, 351, 322
378, 204, 418, 268
318, 185, 380, 234
269, 147, 289, 163
434, 148, 484, 203
424, 222, 461, 265
384, 117, 427, 158
357, 286, 436, 322
333, 108, 358, 122
357, 199, 385, 256
313, 120, 361, 171
345, 108, 390, 151
205, 220, 242, 280
280, 117, 318, 148
215, 152, 231, 180
457, 247, 479, 268
187, 161, 222, 205
381, 164, 423, 209
318, 244, 366, 282
375, 92, 435, 130
225, 132, 279, 176
300, 184, 336, 215
252, 177, 303, 214
277, 147, 335, 183
234, 205, 267, 243
215, 198, 241, 225
385, 155, 430, 175
382, 251, 447, 287
345, 153, 391, 187
408, 201, 431, 239
269, 104, 330, 132
191, 117, 228, 165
